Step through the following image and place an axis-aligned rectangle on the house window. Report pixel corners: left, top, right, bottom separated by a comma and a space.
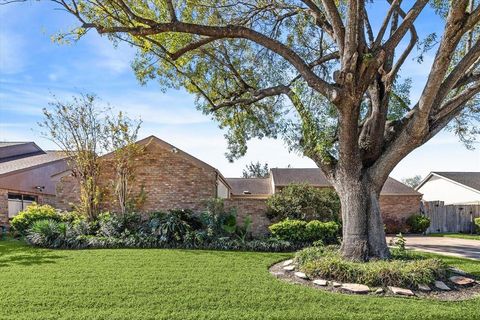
7, 193, 37, 218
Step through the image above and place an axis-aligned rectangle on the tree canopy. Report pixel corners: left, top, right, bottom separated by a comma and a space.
242, 161, 270, 178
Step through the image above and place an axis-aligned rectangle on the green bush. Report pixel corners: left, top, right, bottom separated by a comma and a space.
269, 219, 307, 242
475, 217, 480, 234
294, 245, 335, 266
296, 247, 448, 288
269, 219, 339, 244
200, 198, 238, 238
11, 204, 61, 235
305, 220, 339, 244
406, 214, 431, 234
26, 219, 67, 248
266, 184, 340, 222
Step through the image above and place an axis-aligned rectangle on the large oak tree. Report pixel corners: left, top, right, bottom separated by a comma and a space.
9, 0, 480, 260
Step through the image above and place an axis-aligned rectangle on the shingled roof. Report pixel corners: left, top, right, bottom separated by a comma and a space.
0, 141, 44, 162
421, 172, 480, 192
0, 151, 68, 176
270, 168, 421, 196
226, 178, 272, 196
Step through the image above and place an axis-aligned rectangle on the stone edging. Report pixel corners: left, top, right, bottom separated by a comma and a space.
270, 259, 480, 301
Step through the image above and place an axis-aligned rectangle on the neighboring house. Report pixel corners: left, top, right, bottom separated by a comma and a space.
56, 136, 231, 213
2, 136, 422, 234
416, 172, 480, 205
227, 168, 423, 233
0, 142, 68, 226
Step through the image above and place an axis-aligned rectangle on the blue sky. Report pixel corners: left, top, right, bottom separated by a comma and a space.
0, 2, 478, 179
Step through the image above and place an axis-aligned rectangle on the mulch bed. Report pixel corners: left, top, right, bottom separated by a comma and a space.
269, 260, 480, 301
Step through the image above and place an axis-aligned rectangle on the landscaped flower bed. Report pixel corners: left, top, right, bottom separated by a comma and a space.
270, 246, 480, 300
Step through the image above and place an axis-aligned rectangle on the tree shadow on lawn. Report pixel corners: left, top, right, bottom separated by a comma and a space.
0, 240, 65, 268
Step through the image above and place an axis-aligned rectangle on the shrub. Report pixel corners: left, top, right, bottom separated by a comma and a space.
266, 184, 340, 222
269, 219, 340, 244
11, 204, 61, 235
407, 214, 430, 234
475, 217, 480, 234
26, 219, 67, 248
296, 247, 448, 288
200, 198, 238, 238
147, 209, 204, 243
269, 219, 307, 242
294, 245, 332, 266
383, 217, 409, 234
305, 220, 339, 244
153, 211, 191, 243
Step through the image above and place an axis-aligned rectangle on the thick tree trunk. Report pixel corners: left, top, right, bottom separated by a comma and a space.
337, 178, 390, 261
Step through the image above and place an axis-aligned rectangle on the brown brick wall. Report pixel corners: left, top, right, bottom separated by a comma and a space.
380, 195, 422, 233
55, 141, 218, 214
55, 174, 80, 211
223, 193, 422, 236
225, 197, 270, 237
0, 189, 8, 227
0, 188, 57, 227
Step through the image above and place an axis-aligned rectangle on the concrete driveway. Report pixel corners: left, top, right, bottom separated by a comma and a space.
387, 235, 480, 260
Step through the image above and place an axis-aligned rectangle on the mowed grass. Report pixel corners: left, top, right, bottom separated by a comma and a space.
0, 240, 479, 320
428, 233, 480, 241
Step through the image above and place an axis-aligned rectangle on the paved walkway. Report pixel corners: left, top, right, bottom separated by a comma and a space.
387, 235, 480, 260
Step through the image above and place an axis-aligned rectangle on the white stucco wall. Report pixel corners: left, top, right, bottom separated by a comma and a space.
217, 179, 230, 199
417, 175, 480, 204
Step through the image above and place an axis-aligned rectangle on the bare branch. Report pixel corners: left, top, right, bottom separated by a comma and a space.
434, 38, 480, 106
321, 0, 346, 54
374, 0, 401, 48
301, 0, 335, 38
383, 0, 428, 54
417, 1, 470, 115
385, 2, 418, 82
432, 81, 480, 125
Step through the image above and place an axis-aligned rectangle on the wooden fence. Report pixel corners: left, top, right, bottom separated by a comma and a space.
422, 201, 480, 234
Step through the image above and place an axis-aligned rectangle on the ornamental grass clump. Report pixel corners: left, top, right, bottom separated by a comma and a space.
296, 247, 448, 288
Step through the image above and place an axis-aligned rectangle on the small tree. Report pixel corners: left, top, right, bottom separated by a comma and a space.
40, 94, 107, 220
40, 94, 144, 219
267, 183, 340, 222
402, 175, 423, 189
106, 112, 144, 216
242, 161, 269, 178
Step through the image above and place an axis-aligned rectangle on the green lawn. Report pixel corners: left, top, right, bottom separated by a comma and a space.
428, 233, 480, 240
0, 240, 479, 320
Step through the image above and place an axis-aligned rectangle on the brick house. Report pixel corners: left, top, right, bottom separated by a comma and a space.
55, 136, 231, 213
54, 136, 422, 235
227, 168, 422, 234
0, 142, 68, 226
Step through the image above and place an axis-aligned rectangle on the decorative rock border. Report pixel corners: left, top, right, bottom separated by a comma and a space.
270, 259, 480, 301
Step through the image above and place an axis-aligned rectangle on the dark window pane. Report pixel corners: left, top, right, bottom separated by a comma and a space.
7, 194, 22, 200
23, 195, 37, 202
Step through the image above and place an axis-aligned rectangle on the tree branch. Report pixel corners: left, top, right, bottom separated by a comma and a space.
165, 0, 177, 22
383, 0, 428, 54
80, 20, 339, 101
301, 0, 335, 39
169, 36, 222, 60
321, 0, 346, 55
212, 85, 290, 111
374, 0, 401, 48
